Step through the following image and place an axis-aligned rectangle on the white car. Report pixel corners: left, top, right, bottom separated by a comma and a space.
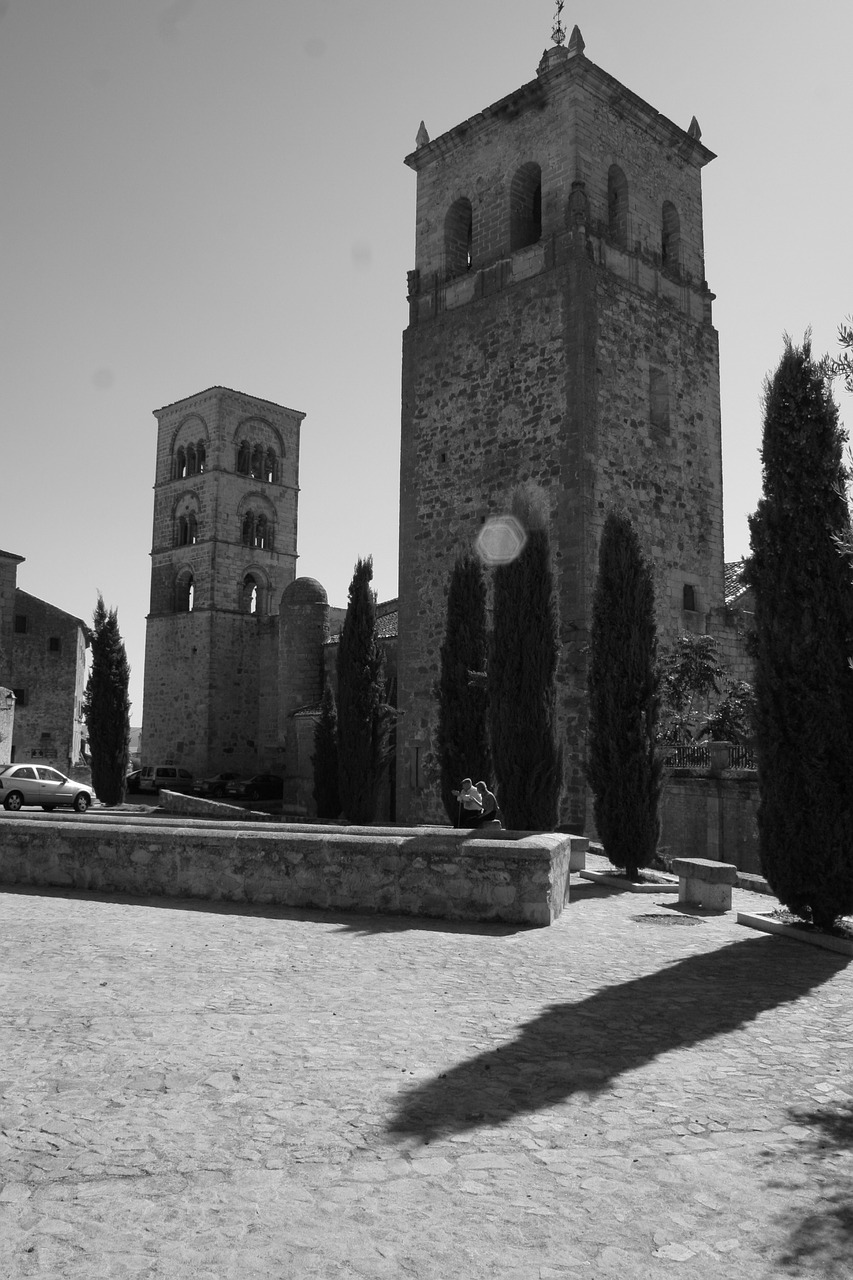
0, 764, 94, 812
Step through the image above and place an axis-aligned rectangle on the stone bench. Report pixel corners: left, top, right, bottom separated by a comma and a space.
671, 857, 738, 911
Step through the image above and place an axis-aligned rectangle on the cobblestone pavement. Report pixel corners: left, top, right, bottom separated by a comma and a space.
1, 861, 851, 1279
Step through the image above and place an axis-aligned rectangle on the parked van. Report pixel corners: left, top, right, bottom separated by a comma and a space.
139, 765, 195, 794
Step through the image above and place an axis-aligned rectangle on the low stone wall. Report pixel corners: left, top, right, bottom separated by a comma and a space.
660, 774, 760, 874
0, 816, 583, 927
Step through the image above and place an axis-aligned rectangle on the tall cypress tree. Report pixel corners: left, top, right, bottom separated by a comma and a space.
84, 594, 131, 806
312, 679, 341, 819
436, 553, 492, 822
336, 557, 387, 824
586, 511, 661, 878
745, 337, 853, 929
489, 514, 562, 830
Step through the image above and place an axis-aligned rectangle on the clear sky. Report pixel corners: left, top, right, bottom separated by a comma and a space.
1, 0, 851, 722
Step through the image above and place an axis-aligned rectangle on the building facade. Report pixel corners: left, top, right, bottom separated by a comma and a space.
396, 29, 725, 827
0, 550, 88, 770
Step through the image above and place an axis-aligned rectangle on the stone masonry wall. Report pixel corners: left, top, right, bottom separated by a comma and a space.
0, 816, 576, 928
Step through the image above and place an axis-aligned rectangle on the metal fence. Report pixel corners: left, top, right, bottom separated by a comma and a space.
662, 742, 756, 771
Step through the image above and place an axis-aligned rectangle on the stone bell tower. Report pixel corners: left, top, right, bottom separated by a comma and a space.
143, 385, 305, 776
396, 27, 724, 827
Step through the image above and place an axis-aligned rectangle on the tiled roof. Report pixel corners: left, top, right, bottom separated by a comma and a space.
325, 600, 398, 645
724, 560, 749, 605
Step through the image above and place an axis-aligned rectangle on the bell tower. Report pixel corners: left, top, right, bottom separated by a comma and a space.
143, 386, 305, 775
396, 28, 724, 826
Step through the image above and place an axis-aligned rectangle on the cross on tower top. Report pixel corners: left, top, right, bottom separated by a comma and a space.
551, 0, 566, 46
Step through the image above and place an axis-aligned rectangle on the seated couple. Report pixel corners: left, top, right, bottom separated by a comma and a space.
453, 778, 499, 829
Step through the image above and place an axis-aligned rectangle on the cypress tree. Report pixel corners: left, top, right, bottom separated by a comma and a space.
336, 557, 387, 824
83, 594, 131, 806
745, 337, 853, 929
586, 511, 661, 878
436, 553, 492, 823
312, 680, 341, 819
489, 513, 562, 830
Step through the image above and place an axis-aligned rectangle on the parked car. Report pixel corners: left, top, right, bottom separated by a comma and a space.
139, 765, 195, 794
0, 764, 94, 813
193, 771, 239, 798
225, 773, 284, 802
126, 769, 142, 794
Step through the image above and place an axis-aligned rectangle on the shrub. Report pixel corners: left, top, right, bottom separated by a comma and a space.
586, 512, 662, 878
746, 337, 853, 929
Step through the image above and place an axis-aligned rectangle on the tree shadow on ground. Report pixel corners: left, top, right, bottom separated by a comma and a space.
773, 1101, 853, 1278
387, 936, 848, 1142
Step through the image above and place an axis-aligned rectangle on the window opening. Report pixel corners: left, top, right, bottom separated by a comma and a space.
510, 163, 542, 251
661, 201, 681, 273
175, 446, 187, 479
444, 197, 474, 279
242, 512, 254, 546
176, 573, 194, 612
48, 636, 61, 653
265, 448, 277, 483
607, 165, 629, 247
197, 442, 206, 473
237, 441, 250, 474
242, 575, 259, 614
14, 615, 28, 634
683, 584, 697, 612
186, 444, 197, 476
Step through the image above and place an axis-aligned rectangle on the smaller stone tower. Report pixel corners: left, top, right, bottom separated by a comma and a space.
143, 386, 305, 776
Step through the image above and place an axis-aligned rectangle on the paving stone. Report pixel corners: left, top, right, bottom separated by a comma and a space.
1, 861, 851, 1278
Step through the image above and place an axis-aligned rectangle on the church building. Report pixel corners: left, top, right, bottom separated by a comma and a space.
396, 27, 726, 828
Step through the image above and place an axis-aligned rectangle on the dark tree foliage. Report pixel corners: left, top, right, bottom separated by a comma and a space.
83, 594, 131, 806
745, 337, 853, 929
312, 680, 341, 820
436, 553, 492, 823
586, 512, 662, 878
336, 557, 387, 824
489, 520, 562, 830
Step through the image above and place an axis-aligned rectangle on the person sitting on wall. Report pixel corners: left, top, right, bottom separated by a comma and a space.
474, 780, 500, 828
452, 777, 484, 828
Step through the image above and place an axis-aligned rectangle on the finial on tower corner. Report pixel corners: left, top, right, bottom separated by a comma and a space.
567, 24, 585, 56
551, 0, 566, 46
688, 115, 702, 140
415, 121, 430, 149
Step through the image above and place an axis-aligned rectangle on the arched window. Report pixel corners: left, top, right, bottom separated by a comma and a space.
683, 583, 697, 612
177, 515, 189, 546
661, 201, 681, 273
241, 513, 254, 547
607, 165, 629, 247
242, 574, 259, 614
444, 197, 473, 279
236, 441, 250, 474
187, 513, 198, 545
265, 448, 277, 483
251, 444, 264, 479
254, 515, 268, 549
509, 163, 542, 251
196, 442, 206, 473
175, 447, 187, 480
175, 571, 194, 613
186, 444, 197, 476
